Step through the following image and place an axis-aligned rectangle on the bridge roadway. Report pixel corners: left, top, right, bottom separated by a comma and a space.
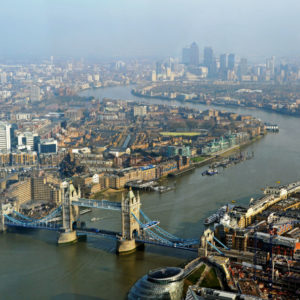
77, 228, 121, 240
72, 198, 121, 211
76, 228, 198, 252
5, 221, 61, 231
134, 236, 198, 252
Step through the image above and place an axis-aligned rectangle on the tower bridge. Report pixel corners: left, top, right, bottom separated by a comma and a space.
0, 182, 199, 254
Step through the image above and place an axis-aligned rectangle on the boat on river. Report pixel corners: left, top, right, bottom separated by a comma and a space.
153, 185, 174, 193
91, 217, 102, 222
80, 208, 92, 215
202, 168, 218, 176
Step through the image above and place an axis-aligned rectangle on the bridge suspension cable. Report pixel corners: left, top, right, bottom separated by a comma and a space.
4, 214, 61, 230
11, 206, 62, 224
132, 211, 199, 248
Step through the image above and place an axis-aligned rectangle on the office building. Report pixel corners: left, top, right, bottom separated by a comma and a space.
219, 54, 228, 79
133, 106, 147, 117
30, 85, 41, 102
17, 132, 40, 151
156, 61, 163, 75
0, 122, 11, 151
204, 47, 213, 67
266, 56, 275, 77
151, 70, 157, 82
219, 54, 228, 72
204, 47, 216, 77
128, 267, 184, 300
38, 138, 58, 154
228, 54, 235, 70
182, 42, 199, 66
238, 58, 248, 79
166, 145, 191, 158
0, 72, 7, 84
64, 108, 83, 121
190, 42, 199, 66
182, 47, 191, 65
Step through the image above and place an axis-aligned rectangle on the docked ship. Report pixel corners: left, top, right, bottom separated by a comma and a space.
265, 123, 279, 132
204, 205, 229, 225
204, 214, 218, 225
202, 168, 218, 176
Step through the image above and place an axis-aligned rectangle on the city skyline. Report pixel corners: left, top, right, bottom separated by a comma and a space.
1, 0, 300, 61
2, 1, 300, 299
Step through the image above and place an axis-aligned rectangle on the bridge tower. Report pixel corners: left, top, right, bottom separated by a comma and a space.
0, 203, 7, 232
117, 189, 143, 253
199, 228, 215, 256
57, 181, 78, 244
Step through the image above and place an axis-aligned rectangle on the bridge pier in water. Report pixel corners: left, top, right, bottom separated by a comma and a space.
57, 229, 77, 244
117, 189, 144, 254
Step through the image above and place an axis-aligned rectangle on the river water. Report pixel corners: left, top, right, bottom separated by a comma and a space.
1, 85, 300, 299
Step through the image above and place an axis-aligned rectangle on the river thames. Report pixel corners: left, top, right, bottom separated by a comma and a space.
1, 85, 300, 299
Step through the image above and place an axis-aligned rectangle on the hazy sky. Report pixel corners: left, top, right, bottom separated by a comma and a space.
1, 0, 300, 60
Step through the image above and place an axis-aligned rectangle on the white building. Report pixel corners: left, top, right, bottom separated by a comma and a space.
0, 122, 11, 151
16, 113, 31, 121
92, 174, 99, 184
30, 85, 41, 102
17, 132, 39, 151
0, 72, 7, 84
151, 71, 157, 82
133, 106, 147, 117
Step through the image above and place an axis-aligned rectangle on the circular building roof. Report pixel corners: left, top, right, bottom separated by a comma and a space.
128, 267, 184, 300
148, 267, 184, 284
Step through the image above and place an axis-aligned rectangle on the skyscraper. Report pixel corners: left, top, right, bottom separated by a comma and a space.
219, 54, 228, 72
228, 54, 235, 70
0, 122, 11, 151
156, 61, 163, 75
238, 58, 248, 79
266, 56, 275, 77
182, 42, 199, 66
204, 47, 213, 68
204, 47, 216, 77
219, 54, 228, 80
182, 47, 190, 65
189, 42, 199, 66
151, 71, 157, 82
